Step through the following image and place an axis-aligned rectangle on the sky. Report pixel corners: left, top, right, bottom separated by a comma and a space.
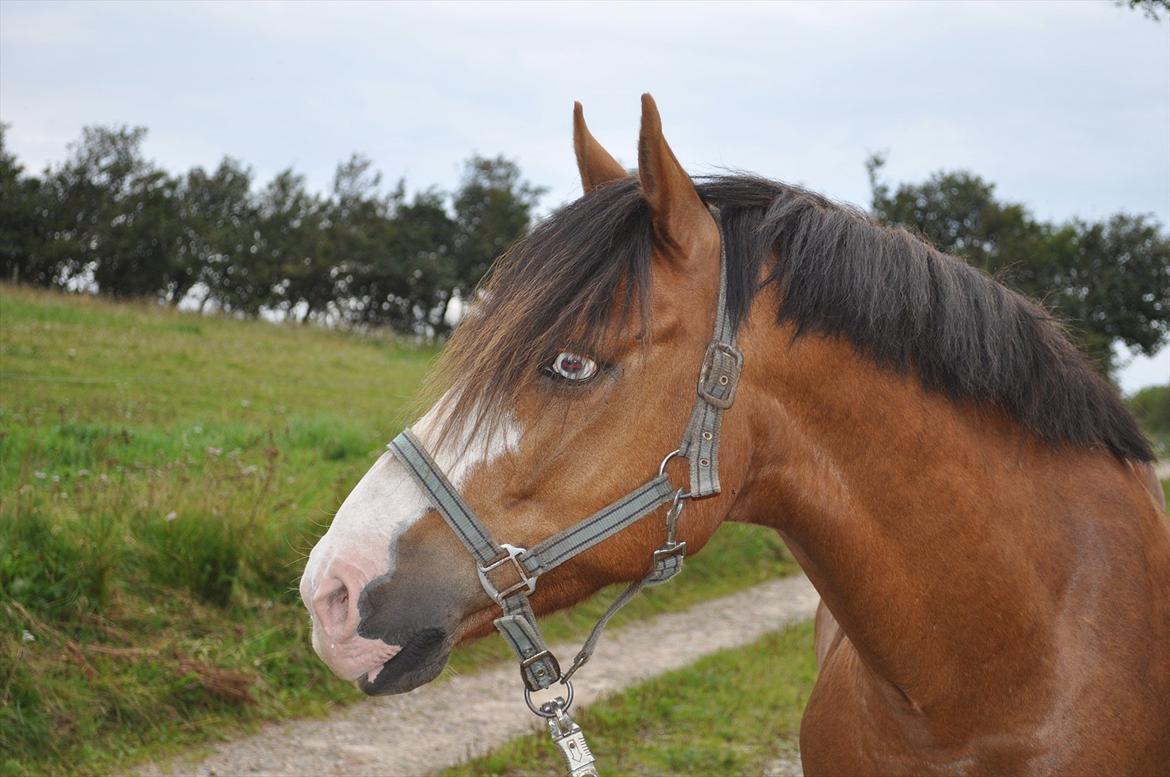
1, 0, 1167, 390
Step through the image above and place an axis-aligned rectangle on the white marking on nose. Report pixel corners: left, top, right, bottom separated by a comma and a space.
411, 396, 521, 487
299, 393, 520, 680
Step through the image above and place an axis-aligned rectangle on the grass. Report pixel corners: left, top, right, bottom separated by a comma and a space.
443, 620, 818, 777
0, 285, 796, 777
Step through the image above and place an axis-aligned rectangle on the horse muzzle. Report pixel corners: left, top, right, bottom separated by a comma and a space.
356, 626, 450, 695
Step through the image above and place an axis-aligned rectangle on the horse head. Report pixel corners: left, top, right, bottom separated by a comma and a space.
299, 95, 746, 695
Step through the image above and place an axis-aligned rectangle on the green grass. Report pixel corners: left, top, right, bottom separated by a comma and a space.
443, 620, 818, 777
0, 285, 796, 777
1126, 384, 1169, 458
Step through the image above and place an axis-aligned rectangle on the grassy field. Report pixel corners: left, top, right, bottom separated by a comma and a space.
0, 285, 796, 777
443, 620, 818, 777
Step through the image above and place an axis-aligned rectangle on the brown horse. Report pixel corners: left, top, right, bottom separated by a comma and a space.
300, 95, 1170, 774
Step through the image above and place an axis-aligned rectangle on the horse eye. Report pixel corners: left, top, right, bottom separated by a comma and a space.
547, 352, 598, 382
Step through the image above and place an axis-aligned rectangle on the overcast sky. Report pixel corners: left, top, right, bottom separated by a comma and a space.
1, 0, 1167, 390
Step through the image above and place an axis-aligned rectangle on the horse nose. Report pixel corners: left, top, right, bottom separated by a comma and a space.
310, 563, 364, 640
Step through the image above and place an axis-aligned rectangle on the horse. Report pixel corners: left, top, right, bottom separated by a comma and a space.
300, 95, 1170, 775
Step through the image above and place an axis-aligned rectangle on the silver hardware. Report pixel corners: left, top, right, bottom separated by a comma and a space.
658, 450, 693, 499
666, 488, 686, 541
526, 679, 574, 717
658, 449, 682, 477
648, 491, 688, 584
653, 540, 687, 565
561, 650, 589, 683
478, 543, 537, 604
545, 704, 598, 777
520, 648, 561, 685
650, 540, 683, 571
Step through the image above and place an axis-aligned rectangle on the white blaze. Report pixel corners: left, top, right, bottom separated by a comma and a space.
299, 394, 520, 680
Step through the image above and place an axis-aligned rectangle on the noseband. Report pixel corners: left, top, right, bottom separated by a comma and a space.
388, 209, 742, 775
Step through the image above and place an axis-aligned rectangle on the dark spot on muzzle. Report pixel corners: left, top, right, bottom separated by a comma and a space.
355, 565, 463, 695
357, 627, 448, 695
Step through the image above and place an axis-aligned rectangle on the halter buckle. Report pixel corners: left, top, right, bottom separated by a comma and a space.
697, 341, 743, 409
478, 543, 537, 604
647, 540, 687, 585
520, 648, 562, 687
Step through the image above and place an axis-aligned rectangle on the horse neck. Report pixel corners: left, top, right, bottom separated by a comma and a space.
727, 318, 1161, 711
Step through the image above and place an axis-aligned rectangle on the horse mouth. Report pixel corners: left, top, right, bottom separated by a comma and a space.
357, 627, 448, 695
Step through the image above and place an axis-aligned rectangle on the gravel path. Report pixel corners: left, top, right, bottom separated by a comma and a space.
763, 748, 805, 777
134, 574, 818, 777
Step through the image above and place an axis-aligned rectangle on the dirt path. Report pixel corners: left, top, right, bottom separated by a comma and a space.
134, 574, 818, 777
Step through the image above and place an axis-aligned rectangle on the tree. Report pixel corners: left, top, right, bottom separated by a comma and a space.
451, 155, 545, 299
39, 126, 185, 299
0, 125, 546, 334
1060, 214, 1170, 365
256, 169, 327, 321
325, 156, 460, 333
1121, 0, 1170, 20
177, 158, 258, 312
0, 124, 54, 285
1128, 384, 1170, 454
388, 188, 459, 332
867, 155, 1170, 375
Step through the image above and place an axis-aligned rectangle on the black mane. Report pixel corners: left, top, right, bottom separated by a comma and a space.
437, 174, 1152, 462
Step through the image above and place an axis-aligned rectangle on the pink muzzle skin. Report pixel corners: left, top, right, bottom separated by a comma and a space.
307, 560, 403, 682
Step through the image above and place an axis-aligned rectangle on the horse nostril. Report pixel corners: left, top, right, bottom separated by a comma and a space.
312, 576, 356, 637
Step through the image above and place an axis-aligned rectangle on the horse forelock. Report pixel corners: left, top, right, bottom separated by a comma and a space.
427, 178, 653, 451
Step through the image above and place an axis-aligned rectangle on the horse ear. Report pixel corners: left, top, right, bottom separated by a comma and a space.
573, 102, 627, 193
637, 93, 717, 264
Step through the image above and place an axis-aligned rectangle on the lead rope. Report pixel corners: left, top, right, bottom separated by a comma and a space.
388, 207, 740, 777
561, 475, 688, 685
541, 461, 689, 776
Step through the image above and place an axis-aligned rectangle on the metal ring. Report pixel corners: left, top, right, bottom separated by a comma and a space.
524, 681, 574, 717
658, 450, 693, 500
658, 449, 682, 477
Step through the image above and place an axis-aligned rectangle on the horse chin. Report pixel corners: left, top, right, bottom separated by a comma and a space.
356, 627, 450, 695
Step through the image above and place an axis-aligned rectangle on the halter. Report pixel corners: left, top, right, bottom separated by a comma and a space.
388, 209, 742, 776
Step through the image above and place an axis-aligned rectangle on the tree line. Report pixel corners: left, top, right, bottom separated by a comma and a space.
0, 124, 543, 333
866, 155, 1169, 374
1, 124, 1167, 375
